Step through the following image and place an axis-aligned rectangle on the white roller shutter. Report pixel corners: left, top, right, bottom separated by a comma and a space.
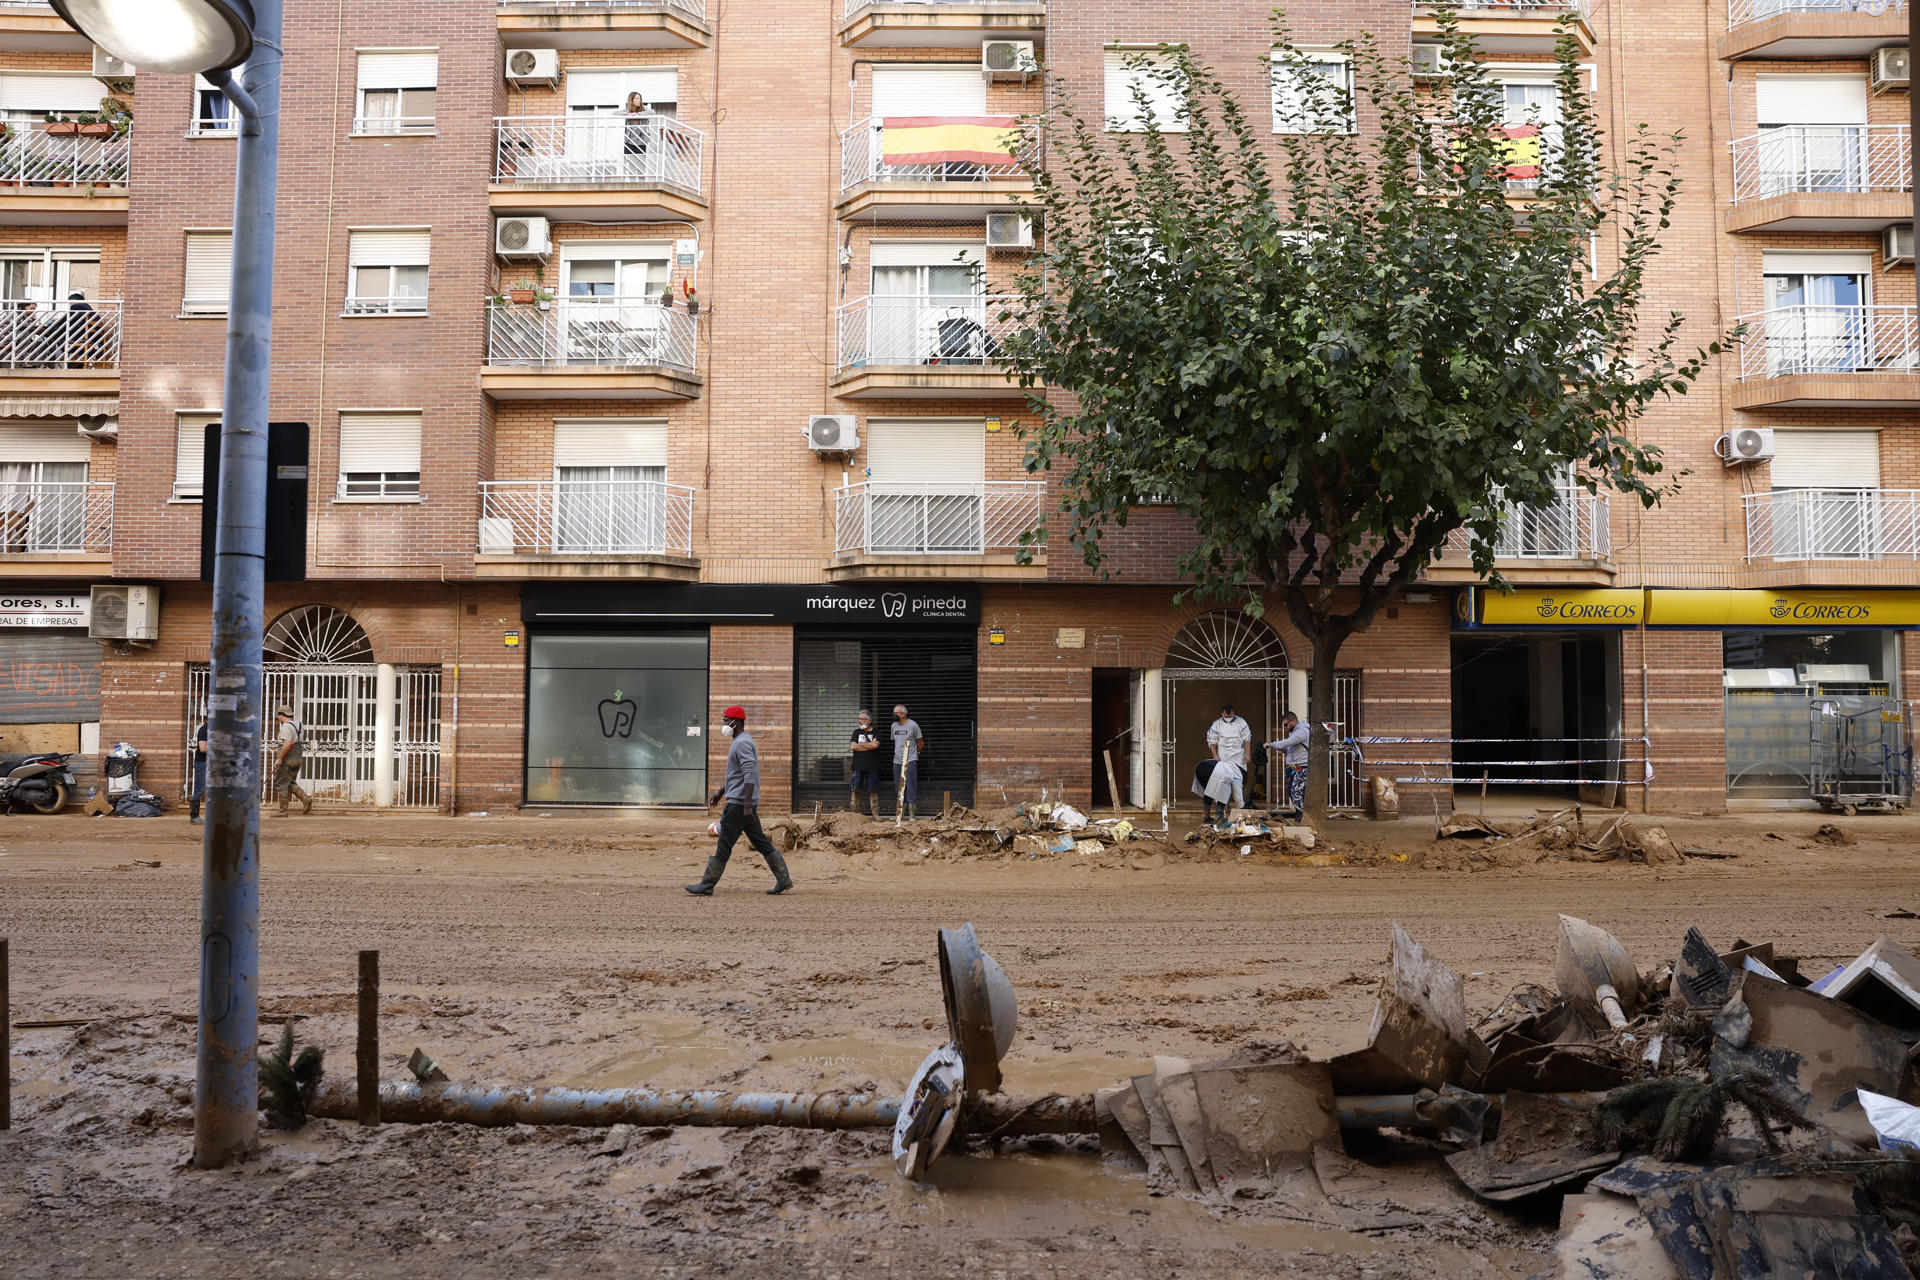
866, 418, 985, 486
1755, 75, 1867, 125
0, 74, 107, 114
357, 50, 438, 90
1762, 251, 1874, 277
1105, 49, 1187, 132
347, 228, 430, 267
553, 419, 667, 468
566, 69, 679, 109
0, 422, 89, 462
1771, 430, 1880, 489
872, 65, 986, 117
870, 241, 984, 267
338, 412, 422, 473
182, 231, 233, 313
175, 414, 216, 498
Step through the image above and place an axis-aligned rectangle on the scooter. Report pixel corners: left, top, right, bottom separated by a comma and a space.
0, 751, 76, 814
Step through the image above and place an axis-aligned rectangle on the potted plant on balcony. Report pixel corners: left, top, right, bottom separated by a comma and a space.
77, 112, 113, 139
97, 97, 131, 138
507, 278, 539, 305
44, 113, 78, 137
682, 279, 699, 318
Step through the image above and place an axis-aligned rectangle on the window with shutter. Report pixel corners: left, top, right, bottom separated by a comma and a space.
182, 231, 233, 314
175, 413, 217, 500
345, 229, 430, 315
1271, 52, 1353, 134
1105, 49, 1187, 133
0, 74, 109, 126
355, 50, 438, 134
864, 419, 987, 554
871, 66, 987, 117
338, 411, 422, 498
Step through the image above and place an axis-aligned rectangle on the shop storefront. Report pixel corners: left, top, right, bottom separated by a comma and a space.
0, 588, 100, 756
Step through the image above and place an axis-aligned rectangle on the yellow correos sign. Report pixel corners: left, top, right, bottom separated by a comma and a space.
1648, 590, 1920, 629
1478, 589, 1644, 626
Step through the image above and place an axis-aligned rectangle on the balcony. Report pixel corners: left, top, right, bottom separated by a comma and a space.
830, 481, 1046, 579
0, 1, 89, 52
482, 297, 702, 399
1426, 489, 1613, 586
491, 115, 705, 221
1733, 306, 1920, 409
0, 299, 119, 393
476, 480, 698, 579
0, 480, 112, 574
1745, 489, 1920, 566
496, 0, 711, 49
1412, 0, 1595, 55
1721, 0, 1907, 60
839, 1, 1045, 50
1727, 125, 1910, 232
838, 116, 1037, 219
0, 125, 131, 225
833, 294, 1026, 398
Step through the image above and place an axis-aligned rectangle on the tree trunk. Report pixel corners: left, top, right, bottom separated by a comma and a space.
1302, 638, 1345, 830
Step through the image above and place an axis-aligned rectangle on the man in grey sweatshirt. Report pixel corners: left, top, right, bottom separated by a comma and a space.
686, 703, 794, 896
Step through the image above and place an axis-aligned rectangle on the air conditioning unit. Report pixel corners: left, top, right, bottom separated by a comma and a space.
1886, 222, 1914, 266
986, 212, 1035, 249
88, 585, 158, 642
1411, 44, 1449, 79
76, 415, 117, 441
495, 215, 551, 259
504, 48, 560, 87
91, 46, 134, 86
477, 517, 516, 555
807, 415, 859, 454
1716, 426, 1776, 467
983, 40, 1037, 81
1873, 46, 1911, 91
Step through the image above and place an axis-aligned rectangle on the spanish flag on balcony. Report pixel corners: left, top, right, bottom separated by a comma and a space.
1499, 124, 1542, 181
881, 115, 1020, 167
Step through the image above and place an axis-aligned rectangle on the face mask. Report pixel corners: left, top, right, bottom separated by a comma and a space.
721, 723, 734, 737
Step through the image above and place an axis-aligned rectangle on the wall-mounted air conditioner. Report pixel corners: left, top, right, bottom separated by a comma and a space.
495, 215, 552, 259
76, 415, 117, 441
1716, 427, 1775, 467
1886, 222, 1914, 267
504, 48, 560, 87
1411, 44, 1448, 80
92, 46, 134, 86
88, 585, 158, 642
1873, 46, 1910, 92
807, 415, 859, 454
986, 213, 1035, 249
983, 40, 1037, 81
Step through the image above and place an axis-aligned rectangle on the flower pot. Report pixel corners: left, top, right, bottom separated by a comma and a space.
77, 123, 112, 138
508, 288, 537, 304
45, 122, 78, 137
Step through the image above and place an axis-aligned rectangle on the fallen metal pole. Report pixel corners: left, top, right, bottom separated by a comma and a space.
1, 936, 9, 1131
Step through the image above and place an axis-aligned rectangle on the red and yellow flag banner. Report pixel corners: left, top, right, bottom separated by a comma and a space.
881, 115, 1020, 167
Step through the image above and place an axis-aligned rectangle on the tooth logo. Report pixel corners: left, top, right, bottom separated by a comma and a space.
598, 693, 636, 739
881, 592, 907, 620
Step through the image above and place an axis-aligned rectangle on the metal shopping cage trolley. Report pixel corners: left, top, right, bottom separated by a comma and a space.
1810, 697, 1913, 816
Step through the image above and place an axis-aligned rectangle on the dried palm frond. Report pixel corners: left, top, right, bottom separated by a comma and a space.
1589, 1072, 1808, 1161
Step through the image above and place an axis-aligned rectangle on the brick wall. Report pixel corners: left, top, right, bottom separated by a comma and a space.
707, 625, 794, 809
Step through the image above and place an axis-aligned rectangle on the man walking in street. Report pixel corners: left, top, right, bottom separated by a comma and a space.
1268, 710, 1311, 816
272, 705, 312, 816
890, 704, 925, 819
1207, 702, 1252, 812
687, 704, 794, 896
849, 708, 882, 816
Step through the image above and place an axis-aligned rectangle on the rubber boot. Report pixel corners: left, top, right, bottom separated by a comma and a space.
905, 804, 916, 820
684, 856, 723, 896
298, 785, 313, 815
763, 847, 794, 896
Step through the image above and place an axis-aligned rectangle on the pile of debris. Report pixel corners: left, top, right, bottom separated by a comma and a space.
1094, 917, 1920, 1277
771, 801, 1185, 865
1427, 807, 1688, 870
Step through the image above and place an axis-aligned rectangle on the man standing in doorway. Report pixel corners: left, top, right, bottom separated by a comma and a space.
849, 709, 882, 816
272, 705, 312, 816
688, 704, 794, 896
1268, 711, 1311, 816
891, 704, 925, 819
1207, 702, 1253, 812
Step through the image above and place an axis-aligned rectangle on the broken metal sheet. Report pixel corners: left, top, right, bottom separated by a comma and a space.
1445, 1092, 1621, 1203
1479, 1041, 1635, 1095
1095, 1087, 1148, 1170
1672, 927, 1734, 1009
1132, 1068, 1200, 1193
1101, 1083, 1152, 1169
1311, 1144, 1421, 1233
1807, 935, 1920, 1034
1555, 1192, 1683, 1280
1362, 924, 1477, 1091
1186, 1062, 1340, 1186
1710, 973, 1909, 1148
1154, 1071, 1217, 1194
1699, 1171, 1910, 1280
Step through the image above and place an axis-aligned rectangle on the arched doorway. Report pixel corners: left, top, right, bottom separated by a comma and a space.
1161, 610, 1288, 807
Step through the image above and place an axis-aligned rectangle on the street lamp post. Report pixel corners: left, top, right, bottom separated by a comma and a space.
50, 0, 279, 1168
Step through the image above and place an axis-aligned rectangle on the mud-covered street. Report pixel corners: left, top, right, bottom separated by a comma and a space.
2, 808, 1916, 1278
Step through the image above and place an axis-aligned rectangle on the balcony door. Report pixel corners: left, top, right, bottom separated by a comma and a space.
553, 418, 668, 554
0, 422, 88, 552
866, 418, 986, 554
870, 65, 987, 181
1763, 253, 1869, 374
564, 68, 679, 179
870, 242, 983, 365
1755, 75, 1866, 195
1769, 428, 1881, 560
560, 245, 669, 365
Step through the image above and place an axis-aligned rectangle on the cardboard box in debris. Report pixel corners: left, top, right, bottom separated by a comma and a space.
1096, 917, 1920, 1279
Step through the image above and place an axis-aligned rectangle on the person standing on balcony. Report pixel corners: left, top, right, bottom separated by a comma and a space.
849, 709, 882, 816
891, 704, 925, 819
1207, 702, 1252, 811
623, 90, 650, 180
688, 705, 794, 896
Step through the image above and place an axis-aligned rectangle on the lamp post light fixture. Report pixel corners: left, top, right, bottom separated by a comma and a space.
49, 0, 281, 1170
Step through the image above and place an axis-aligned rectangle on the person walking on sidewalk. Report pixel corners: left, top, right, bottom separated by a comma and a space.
890, 704, 925, 819
272, 705, 312, 815
1267, 711, 1311, 816
687, 704, 794, 896
189, 716, 209, 825
849, 708, 882, 816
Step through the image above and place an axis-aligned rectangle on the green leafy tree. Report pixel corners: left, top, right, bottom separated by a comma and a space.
1002, 17, 1727, 824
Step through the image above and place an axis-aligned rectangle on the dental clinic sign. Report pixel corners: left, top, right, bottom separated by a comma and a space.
0, 592, 90, 628
800, 589, 973, 624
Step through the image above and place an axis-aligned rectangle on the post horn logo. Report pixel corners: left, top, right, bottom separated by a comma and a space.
1769, 598, 1791, 620
881, 592, 908, 620
1536, 596, 1557, 619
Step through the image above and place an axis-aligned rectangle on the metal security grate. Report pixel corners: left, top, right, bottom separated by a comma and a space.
793, 631, 977, 814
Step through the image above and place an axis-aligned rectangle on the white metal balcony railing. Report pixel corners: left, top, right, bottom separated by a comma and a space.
478, 481, 695, 557
487, 297, 699, 372
834, 481, 1046, 556
493, 115, 704, 191
1413, 0, 1592, 16
841, 0, 1042, 16
1745, 489, 1920, 562
1727, 0, 1907, 28
499, 0, 705, 14
352, 115, 436, 136
1730, 125, 1909, 201
840, 115, 1039, 190
0, 481, 112, 554
0, 298, 119, 369
1441, 489, 1611, 561
0, 124, 130, 187
837, 294, 1024, 369
1736, 305, 1917, 380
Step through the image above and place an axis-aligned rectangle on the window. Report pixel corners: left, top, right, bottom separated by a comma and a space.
174, 413, 217, 500
1768, 429, 1881, 560
1271, 52, 1352, 134
562, 69, 681, 179
355, 50, 437, 134
182, 231, 233, 315
1104, 48, 1187, 133
0, 422, 89, 552
866, 242, 986, 365
338, 411, 421, 498
192, 75, 236, 136
345, 229, 429, 315
0, 73, 107, 128
1761, 252, 1870, 375
1754, 75, 1867, 195
864, 418, 987, 554
552, 418, 669, 553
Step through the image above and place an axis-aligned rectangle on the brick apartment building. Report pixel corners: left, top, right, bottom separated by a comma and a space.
0, 0, 1914, 816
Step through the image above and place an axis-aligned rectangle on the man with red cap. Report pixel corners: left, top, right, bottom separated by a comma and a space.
687, 703, 794, 896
